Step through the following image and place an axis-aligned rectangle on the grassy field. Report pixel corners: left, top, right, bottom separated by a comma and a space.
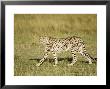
14, 14, 97, 76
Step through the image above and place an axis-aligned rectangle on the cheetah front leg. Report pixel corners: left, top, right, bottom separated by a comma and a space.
36, 52, 49, 67
52, 52, 58, 66
68, 51, 77, 66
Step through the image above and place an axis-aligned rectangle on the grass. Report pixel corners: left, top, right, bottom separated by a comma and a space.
14, 14, 97, 76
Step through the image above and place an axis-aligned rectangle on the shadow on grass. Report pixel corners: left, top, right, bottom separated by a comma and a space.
29, 57, 72, 62
29, 57, 97, 64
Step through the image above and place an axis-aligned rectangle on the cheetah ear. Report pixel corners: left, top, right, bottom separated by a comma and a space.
39, 36, 42, 38
39, 36, 43, 39
44, 35, 48, 38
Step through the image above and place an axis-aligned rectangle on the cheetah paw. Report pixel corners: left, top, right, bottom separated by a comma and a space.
68, 63, 74, 66
36, 63, 41, 67
89, 62, 92, 64
53, 65, 57, 67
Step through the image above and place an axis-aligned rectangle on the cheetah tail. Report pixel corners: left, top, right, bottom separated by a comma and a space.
90, 56, 97, 61
93, 58, 97, 61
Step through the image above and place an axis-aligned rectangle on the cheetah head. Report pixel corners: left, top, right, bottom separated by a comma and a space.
39, 36, 49, 45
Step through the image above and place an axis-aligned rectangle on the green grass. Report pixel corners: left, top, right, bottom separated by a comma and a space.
14, 14, 97, 76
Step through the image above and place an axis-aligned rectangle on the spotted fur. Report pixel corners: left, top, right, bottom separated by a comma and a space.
37, 36, 94, 66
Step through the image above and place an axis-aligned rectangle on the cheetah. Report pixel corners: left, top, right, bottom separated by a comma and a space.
36, 36, 95, 66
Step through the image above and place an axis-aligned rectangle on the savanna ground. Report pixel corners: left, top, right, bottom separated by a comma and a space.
14, 14, 97, 76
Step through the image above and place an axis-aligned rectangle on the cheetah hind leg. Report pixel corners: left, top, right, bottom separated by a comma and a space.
68, 51, 77, 66
79, 44, 92, 64
80, 51, 92, 64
